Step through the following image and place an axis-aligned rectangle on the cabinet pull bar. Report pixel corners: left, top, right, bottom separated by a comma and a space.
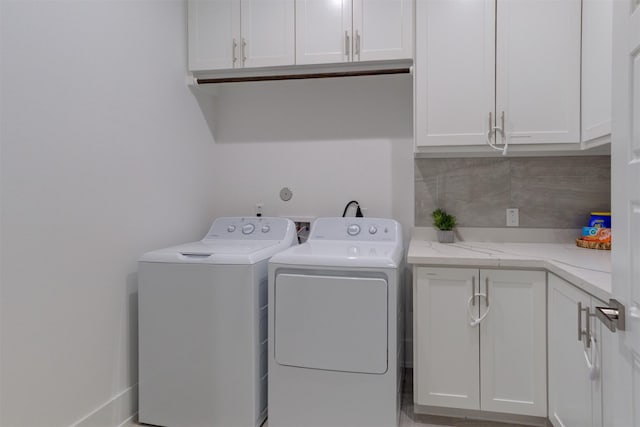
232, 38, 238, 65
500, 111, 508, 154
355, 30, 361, 59
585, 305, 591, 348
578, 302, 592, 348
485, 277, 489, 305
242, 38, 247, 65
578, 301, 583, 342
472, 276, 476, 306
345, 31, 350, 57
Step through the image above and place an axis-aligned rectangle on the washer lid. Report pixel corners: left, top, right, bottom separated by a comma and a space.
140, 240, 293, 264
139, 217, 297, 264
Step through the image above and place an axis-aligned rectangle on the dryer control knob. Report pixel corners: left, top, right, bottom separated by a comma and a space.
242, 224, 255, 235
227, 225, 236, 233
369, 226, 378, 235
261, 225, 271, 233
347, 224, 361, 236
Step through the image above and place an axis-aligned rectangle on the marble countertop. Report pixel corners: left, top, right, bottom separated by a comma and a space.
408, 238, 612, 302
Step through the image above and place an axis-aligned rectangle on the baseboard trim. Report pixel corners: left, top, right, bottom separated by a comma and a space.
117, 414, 137, 427
69, 384, 138, 427
413, 404, 549, 427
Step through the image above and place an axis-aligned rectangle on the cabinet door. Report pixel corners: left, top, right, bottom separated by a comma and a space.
496, 0, 581, 145
414, 267, 480, 410
188, 0, 241, 71
296, 0, 352, 64
548, 274, 602, 427
240, 0, 295, 68
415, 0, 495, 147
581, 0, 613, 144
589, 297, 603, 427
479, 269, 546, 417
352, 0, 412, 62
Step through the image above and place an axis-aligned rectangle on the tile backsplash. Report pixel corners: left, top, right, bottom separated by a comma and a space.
415, 156, 611, 228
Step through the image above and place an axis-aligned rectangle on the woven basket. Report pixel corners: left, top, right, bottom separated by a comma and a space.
576, 238, 611, 250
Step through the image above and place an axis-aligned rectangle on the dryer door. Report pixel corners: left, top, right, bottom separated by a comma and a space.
274, 273, 388, 374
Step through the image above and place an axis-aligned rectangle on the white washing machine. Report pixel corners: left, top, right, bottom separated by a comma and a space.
268, 217, 404, 427
138, 217, 297, 427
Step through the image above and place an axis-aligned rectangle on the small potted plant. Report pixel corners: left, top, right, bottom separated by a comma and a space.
432, 208, 457, 243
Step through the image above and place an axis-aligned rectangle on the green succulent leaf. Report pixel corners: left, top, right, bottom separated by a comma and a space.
432, 208, 457, 231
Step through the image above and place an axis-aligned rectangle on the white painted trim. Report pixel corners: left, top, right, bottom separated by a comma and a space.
414, 143, 611, 158
413, 404, 548, 427
69, 384, 138, 427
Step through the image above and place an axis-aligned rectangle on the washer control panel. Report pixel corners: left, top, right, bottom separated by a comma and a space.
309, 217, 399, 242
204, 217, 294, 240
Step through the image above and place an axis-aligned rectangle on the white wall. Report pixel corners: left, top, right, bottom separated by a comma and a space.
0, 1, 217, 426
195, 75, 414, 232
0, 1, 415, 425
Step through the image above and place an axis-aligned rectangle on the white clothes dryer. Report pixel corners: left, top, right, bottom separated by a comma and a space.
268, 217, 404, 427
138, 217, 297, 427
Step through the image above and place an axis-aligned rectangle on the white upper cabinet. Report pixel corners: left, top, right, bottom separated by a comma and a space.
581, 0, 613, 145
241, 0, 295, 68
352, 0, 413, 62
415, 0, 495, 147
496, 0, 581, 145
188, 0, 240, 71
295, 0, 352, 64
416, 0, 581, 150
296, 0, 412, 65
188, 0, 294, 71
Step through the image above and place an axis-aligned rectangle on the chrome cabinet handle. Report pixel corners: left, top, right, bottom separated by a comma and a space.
578, 302, 582, 341
472, 276, 476, 306
578, 302, 592, 348
355, 30, 361, 59
585, 305, 591, 348
242, 38, 247, 65
485, 277, 489, 306
345, 31, 350, 57
232, 38, 238, 65
500, 111, 506, 144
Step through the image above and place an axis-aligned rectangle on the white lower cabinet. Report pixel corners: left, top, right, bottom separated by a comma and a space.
414, 267, 547, 417
548, 274, 603, 427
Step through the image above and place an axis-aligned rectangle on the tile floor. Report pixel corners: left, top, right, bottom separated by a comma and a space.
128, 369, 531, 427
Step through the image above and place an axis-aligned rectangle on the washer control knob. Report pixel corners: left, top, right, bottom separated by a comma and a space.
227, 225, 236, 233
369, 226, 378, 235
242, 224, 255, 235
261, 225, 271, 233
347, 224, 361, 236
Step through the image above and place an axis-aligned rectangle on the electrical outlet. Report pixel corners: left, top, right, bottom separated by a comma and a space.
506, 208, 519, 227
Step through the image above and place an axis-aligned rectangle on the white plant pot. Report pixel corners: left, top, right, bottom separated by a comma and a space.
437, 230, 455, 243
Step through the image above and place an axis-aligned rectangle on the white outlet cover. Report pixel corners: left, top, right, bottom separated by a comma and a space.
506, 208, 519, 227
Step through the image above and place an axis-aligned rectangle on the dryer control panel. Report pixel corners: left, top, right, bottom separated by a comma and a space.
309, 217, 399, 242
203, 217, 295, 241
